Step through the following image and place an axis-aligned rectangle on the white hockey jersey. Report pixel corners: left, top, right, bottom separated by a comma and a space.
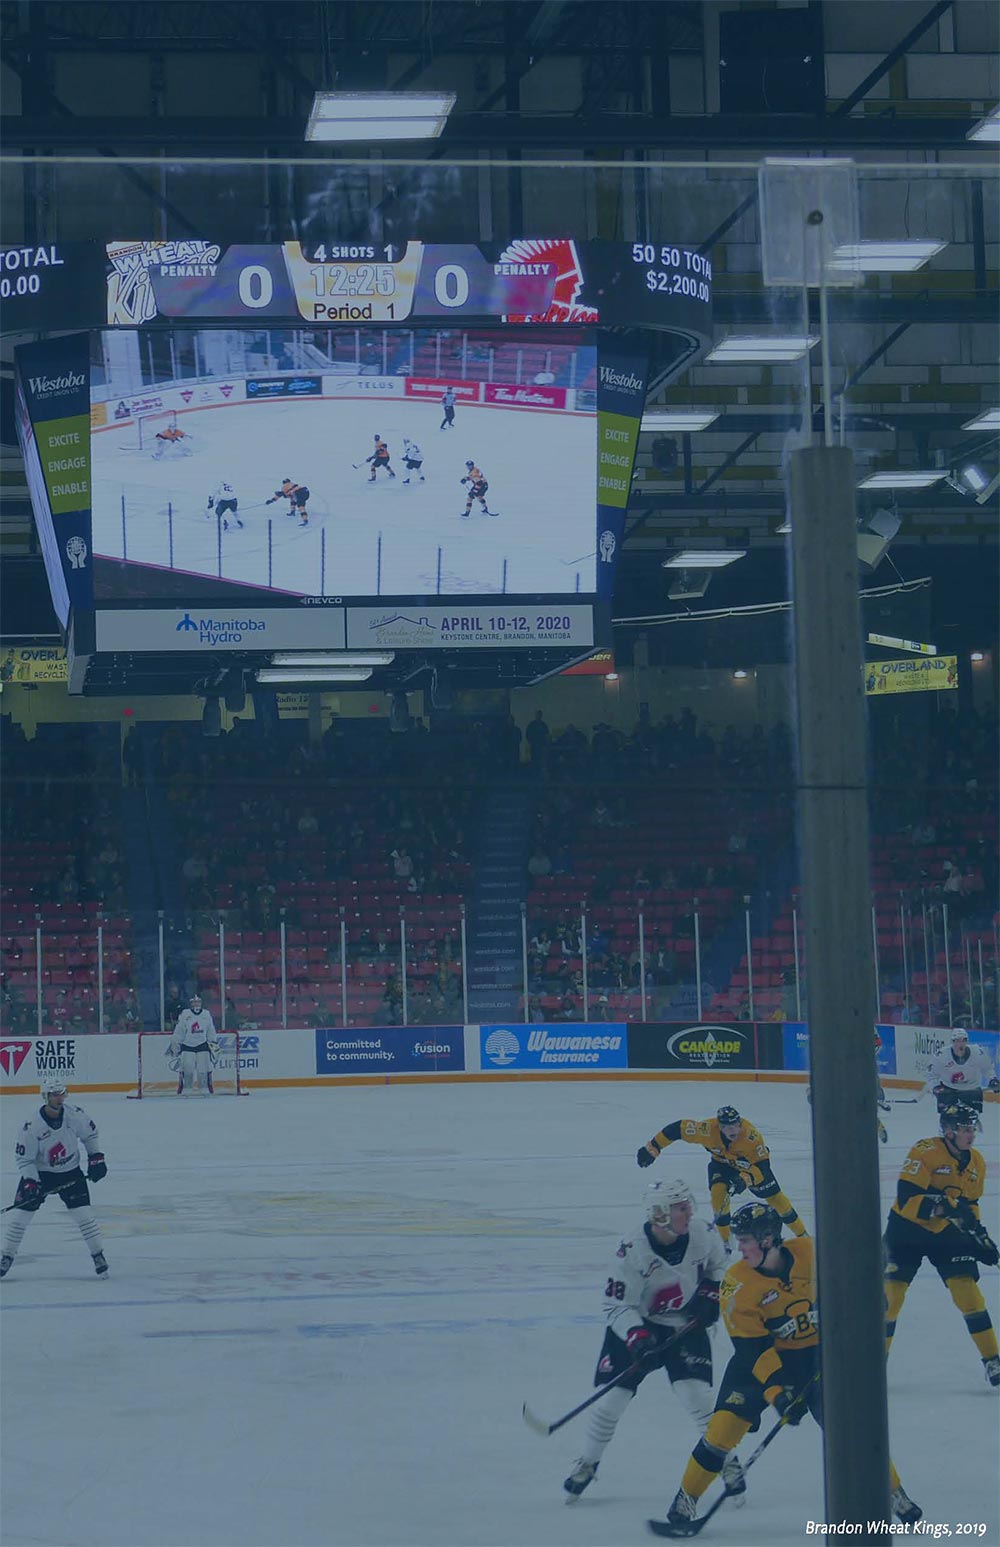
601, 1218, 727, 1341
403, 441, 423, 460
925, 1042, 996, 1097
210, 482, 237, 504
169, 1007, 218, 1052
14, 1102, 101, 1181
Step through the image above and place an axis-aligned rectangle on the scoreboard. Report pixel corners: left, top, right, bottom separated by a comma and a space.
1, 236, 711, 335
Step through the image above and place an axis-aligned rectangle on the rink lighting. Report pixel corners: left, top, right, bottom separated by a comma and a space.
831, 240, 946, 272
640, 411, 719, 432
962, 408, 1000, 432
775, 520, 792, 534
732, 669, 749, 680
305, 91, 456, 142
706, 335, 818, 363
858, 471, 945, 490
269, 652, 395, 668
256, 667, 373, 684
967, 107, 1000, 142
970, 651, 985, 663
662, 550, 746, 569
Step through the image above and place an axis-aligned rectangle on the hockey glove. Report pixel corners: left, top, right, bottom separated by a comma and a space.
685, 1280, 721, 1328
207, 496, 214, 509
14, 1177, 43, 1211
637, 1145, 657, 1168
87, 1154, 107, 1183
989, 1078, 1000, 1094
625, 1326, 663, 1365
771, 1388, 806, 1426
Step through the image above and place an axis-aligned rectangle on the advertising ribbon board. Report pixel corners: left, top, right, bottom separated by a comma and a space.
480, 1023, 627, 1070
627, 1022, 758, 1071
315, 1027, 464, 1075
864, 656, 958, 696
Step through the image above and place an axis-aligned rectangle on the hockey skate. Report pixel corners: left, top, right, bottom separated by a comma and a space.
93, 1252, 109, 1277
721, 1453, 746, 1504
563, 1459, 598, 1501
891, 1487, 922, 1526
878, 1120, 888, 1145
648, 1488, 699, 1538
0, 1254, 13, 1279
983, 1355, 1000, 1387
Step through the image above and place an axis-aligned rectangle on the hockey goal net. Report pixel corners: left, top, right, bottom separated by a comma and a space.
119, 409, 194, 453
128, 1030, 247, 1098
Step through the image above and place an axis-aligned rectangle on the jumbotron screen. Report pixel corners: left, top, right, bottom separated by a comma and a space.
89, 326, 597, 600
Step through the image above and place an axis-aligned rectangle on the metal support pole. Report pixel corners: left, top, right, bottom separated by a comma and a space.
965, 933, 975, 1028
340, 909, 348, 1028
942, 902, 954, 1027
744, 901, 754, 1023
521, 903, 529, 1023
788, 442, 889, 1530
279, 912, 288, 1029
400, 909, 408, 1027
693, 899, 703, 1021
35, 923, 43, 1037
638, 906, 647, 1022
922, 904, 932, 1024
871, 903, 881, 1017
459, 903, 469, 1025
899, 898, 910, 1025
218, 915, 226, 1030
792, 903, 803, 1019
97, 923, 104, 1034
978, 938, 986, 1031
580, 905, 588, 1022
158, 913, 166, 1032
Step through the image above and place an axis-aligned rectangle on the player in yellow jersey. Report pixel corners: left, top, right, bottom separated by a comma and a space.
637, 1105, 807, 1242
651, 1203, 921, 1537
884, 1101, 999, 1387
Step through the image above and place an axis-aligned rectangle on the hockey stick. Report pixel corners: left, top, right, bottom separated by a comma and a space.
647, 1372, 821, 1539
3, 1178, 78, 1213
522, 1319, 700, 1438
891, 1097, 921, 1104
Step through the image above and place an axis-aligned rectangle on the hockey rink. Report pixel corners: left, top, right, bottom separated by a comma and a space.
1, 1077, 997, 1547
90, 395, 597, 599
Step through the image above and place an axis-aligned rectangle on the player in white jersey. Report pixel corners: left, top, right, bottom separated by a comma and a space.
206, 481, 243, 530
401, 439, 425, 483
167, 992, 219, 1095
1, 1072, 108, 1279
563, 1178, 743, 1504
924, 1027, 999, 1116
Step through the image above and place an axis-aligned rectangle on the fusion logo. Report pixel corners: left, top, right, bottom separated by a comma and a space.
175, 613, 267, 646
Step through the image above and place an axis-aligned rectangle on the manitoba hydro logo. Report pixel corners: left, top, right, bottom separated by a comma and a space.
665, 1024, 749, 1068
175, 612, 267, 647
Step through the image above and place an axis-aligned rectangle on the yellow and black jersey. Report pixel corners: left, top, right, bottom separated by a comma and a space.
890, 1136, 985, 1235
646, 1116, 770, 1172
276, 480, 303, 498
372, 440, 390, 459
720, 1235, 818, 1393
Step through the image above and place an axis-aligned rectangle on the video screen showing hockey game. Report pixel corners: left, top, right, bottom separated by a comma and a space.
89, 327, 597, 600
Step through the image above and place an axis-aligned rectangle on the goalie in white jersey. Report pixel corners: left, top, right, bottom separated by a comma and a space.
924, 1027, 999, 1116
563, 1178, 743, 1504
168, 993, 220, 1095
1, 1072, 108, 1279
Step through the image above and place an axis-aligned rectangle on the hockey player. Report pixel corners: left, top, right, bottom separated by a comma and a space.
459, 462, 498, 519
206, 481, 243, 531
652, 1204, 921, 1537
637, 1105, 807, 1242
266, 478, 311, 528
884, 1101, 999, 1387
439, 387, 457, 430
401, 438, 425, 484
923, 1027, 999, 1117
563, 1179, 744, 1505
366, 435, 396, 483
167, 992, 220, 1095
0, 1072, 108, 1280
152, 422, 192, 459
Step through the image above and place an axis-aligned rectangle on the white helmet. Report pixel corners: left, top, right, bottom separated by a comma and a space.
951, 1026, 969, 1042
189, 993, 203, 1010
646, 1178, 695, 1226
40, 1071, 68, 1098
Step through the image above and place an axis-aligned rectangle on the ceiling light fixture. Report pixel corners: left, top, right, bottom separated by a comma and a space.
269, 652, 395, 667
706, 336, 818, 364
305, 90, 456, 143
775, 521, 792, 534
831, 240, 946, 272
970, 651, 985, 663
858, 471, 946, 490
962, 408, 1000, 432
732, 669, 749, 680
662, 550, 747, 569
640, 411, 719, 432
256, 667, 373, 684
967, 106, 1000, 142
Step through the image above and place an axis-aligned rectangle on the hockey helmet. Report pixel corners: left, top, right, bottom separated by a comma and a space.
717, 1105, 741, 1127
731, 1202, 782, 1245
646, 1178, 695, 1226
189, 993, 203, 1010
951, 1027, 969, 1043
465, 460, 475, 468
40, 1070, 68, 1098
374, 433, 381, 441
940, 1102, 977, 1133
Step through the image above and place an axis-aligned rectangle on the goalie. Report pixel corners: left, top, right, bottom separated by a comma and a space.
167, 993, 220, 1096
152, 422, 193, 460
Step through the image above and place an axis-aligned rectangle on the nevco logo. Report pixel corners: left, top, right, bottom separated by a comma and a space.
665, 1025, 749, 1067
599, 366, 643, 393
28, 371, 85, 399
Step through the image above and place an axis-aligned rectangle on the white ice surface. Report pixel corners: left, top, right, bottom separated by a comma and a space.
91, 397, 597, 597
1, 1080, 997, 1547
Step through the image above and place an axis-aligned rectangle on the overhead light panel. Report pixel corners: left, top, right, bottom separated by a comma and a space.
269, 652, 394, 667
641, 411, 719, 432
830, 240, 947, 273
706, 336, 819, 364
775, 521, 792, 534
662, 550, 747, 569
858, 471, 945, 490
305, 91, 456, 142
967, 106, 1000, 142
962, 408, 1000, 432
256, 667, 373, 684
